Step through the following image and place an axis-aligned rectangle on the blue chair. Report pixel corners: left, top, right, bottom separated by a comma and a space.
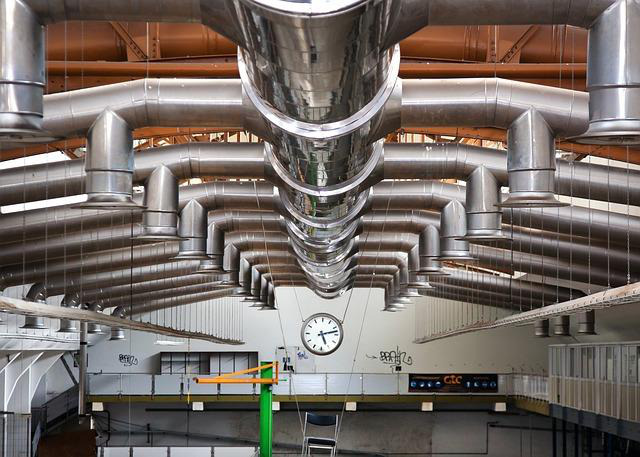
302, 412, 339, 457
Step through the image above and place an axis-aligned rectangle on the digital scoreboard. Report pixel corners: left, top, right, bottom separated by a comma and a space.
408, 373, 499, 393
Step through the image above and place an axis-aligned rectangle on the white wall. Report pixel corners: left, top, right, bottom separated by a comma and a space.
85, 287, 550, 376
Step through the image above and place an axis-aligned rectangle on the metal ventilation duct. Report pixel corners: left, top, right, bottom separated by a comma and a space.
136, 166, 181, 241
74, 109, 141, 210
578, 0, 640, 144
237, 0, 403, 296
0, 0, 55, 142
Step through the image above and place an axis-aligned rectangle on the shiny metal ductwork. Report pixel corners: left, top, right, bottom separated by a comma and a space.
135, 166, 181, 241
578, 0, 640, 144
439, 201, 475, 261
553, 315, 571, 336
74, 109, 141, 210
196, 221, 225, 274
501, 108, 566, 208
0, 0, 55, 142
238, 0, 403, 297
534, 319, 550, 338
418, 225, 448, 276
22, 282, 47, 329
109, 307, 127, 341
58, 292, 81, 333
174, 200, 209, 260
461, 166, 508, 240
578, 310, 597, 335
86, 303, 106, 335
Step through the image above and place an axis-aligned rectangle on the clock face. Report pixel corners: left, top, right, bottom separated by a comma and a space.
301, 313, 344, 356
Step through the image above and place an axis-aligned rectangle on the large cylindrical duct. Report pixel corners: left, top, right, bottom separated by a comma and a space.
75, 109, 141, 210
22, 282, 48, 329
439, 201, 475, 261
175, 199, 209, 260
462, 166, 507, 240
196, 221, 225, 274
0, 0, 54, 141
238, 1, 402, 296
578, 0, 640, 144
136, 166, 181, 241
418, 226, 448, 276
501, 108, 566, 208
58, 292, 81, 333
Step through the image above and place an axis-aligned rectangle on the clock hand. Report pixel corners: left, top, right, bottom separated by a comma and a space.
323, 330, 339, 335
318, 331, 327, 345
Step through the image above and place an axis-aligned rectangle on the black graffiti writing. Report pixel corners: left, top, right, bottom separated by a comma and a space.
118, 354, 138, 366
370, 346, 413, 366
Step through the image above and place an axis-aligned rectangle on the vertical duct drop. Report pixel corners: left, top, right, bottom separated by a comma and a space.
578, 310, 597, 335
174, 200, 209, 260
462, 166, 508, 241
58, 293, 81, 333
553, 315, 571, 336
136, 165, 181, 241
534, 319, 550, 337
578, 0, 640, 144
109, 307, 127, 341
439, 201, 475, 261
501, 108, 567, 208
22, 282, 47, 329
75, 109, 142, 210
196, 222, 225, 274
0, 0, 55, 141
418, 226, 449, 276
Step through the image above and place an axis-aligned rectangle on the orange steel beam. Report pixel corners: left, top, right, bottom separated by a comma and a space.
109, 22, 149, 61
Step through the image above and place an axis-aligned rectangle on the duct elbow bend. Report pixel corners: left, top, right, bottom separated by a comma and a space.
136, 165, 181, 241
25, 282, 48, 303
501, 108, 567, 208
577, 0, 640, 145
75, 109, 142, 210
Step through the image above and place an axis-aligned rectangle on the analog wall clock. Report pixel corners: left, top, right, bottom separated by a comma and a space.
301, 313, 344, 356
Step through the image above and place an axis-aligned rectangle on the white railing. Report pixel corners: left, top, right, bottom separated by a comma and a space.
508, 374, 549, 401
99, 446, 256, 457
88, 372, 509, 397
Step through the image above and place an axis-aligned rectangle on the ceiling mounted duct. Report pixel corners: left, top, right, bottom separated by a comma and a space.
135, 165, 181, 241
439, 201, 475, 261
196, 222, 225, 274
58, 293, 81, 333
407, 245, 433, 289
242, 268, 264, 304
578, 310, 597, 335
234, 258, 252, 297
109, 306, 127, 341
500, 108, 567, 208
174, 200, 209, 260
238, 0, 402, 295
0, 0, 56, 142
553, 315, 571, 336
86, 303, 106, 334
74, 109, 142, 210
534, 319, 550, 338
21, 282, 48, 329
221, 244, 240, 286
418, 226, 449, 276
461, 166, 509, 241
577, 0, 640, 144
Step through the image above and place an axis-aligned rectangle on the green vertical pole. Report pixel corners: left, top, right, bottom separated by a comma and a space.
259, 361, 273, 457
